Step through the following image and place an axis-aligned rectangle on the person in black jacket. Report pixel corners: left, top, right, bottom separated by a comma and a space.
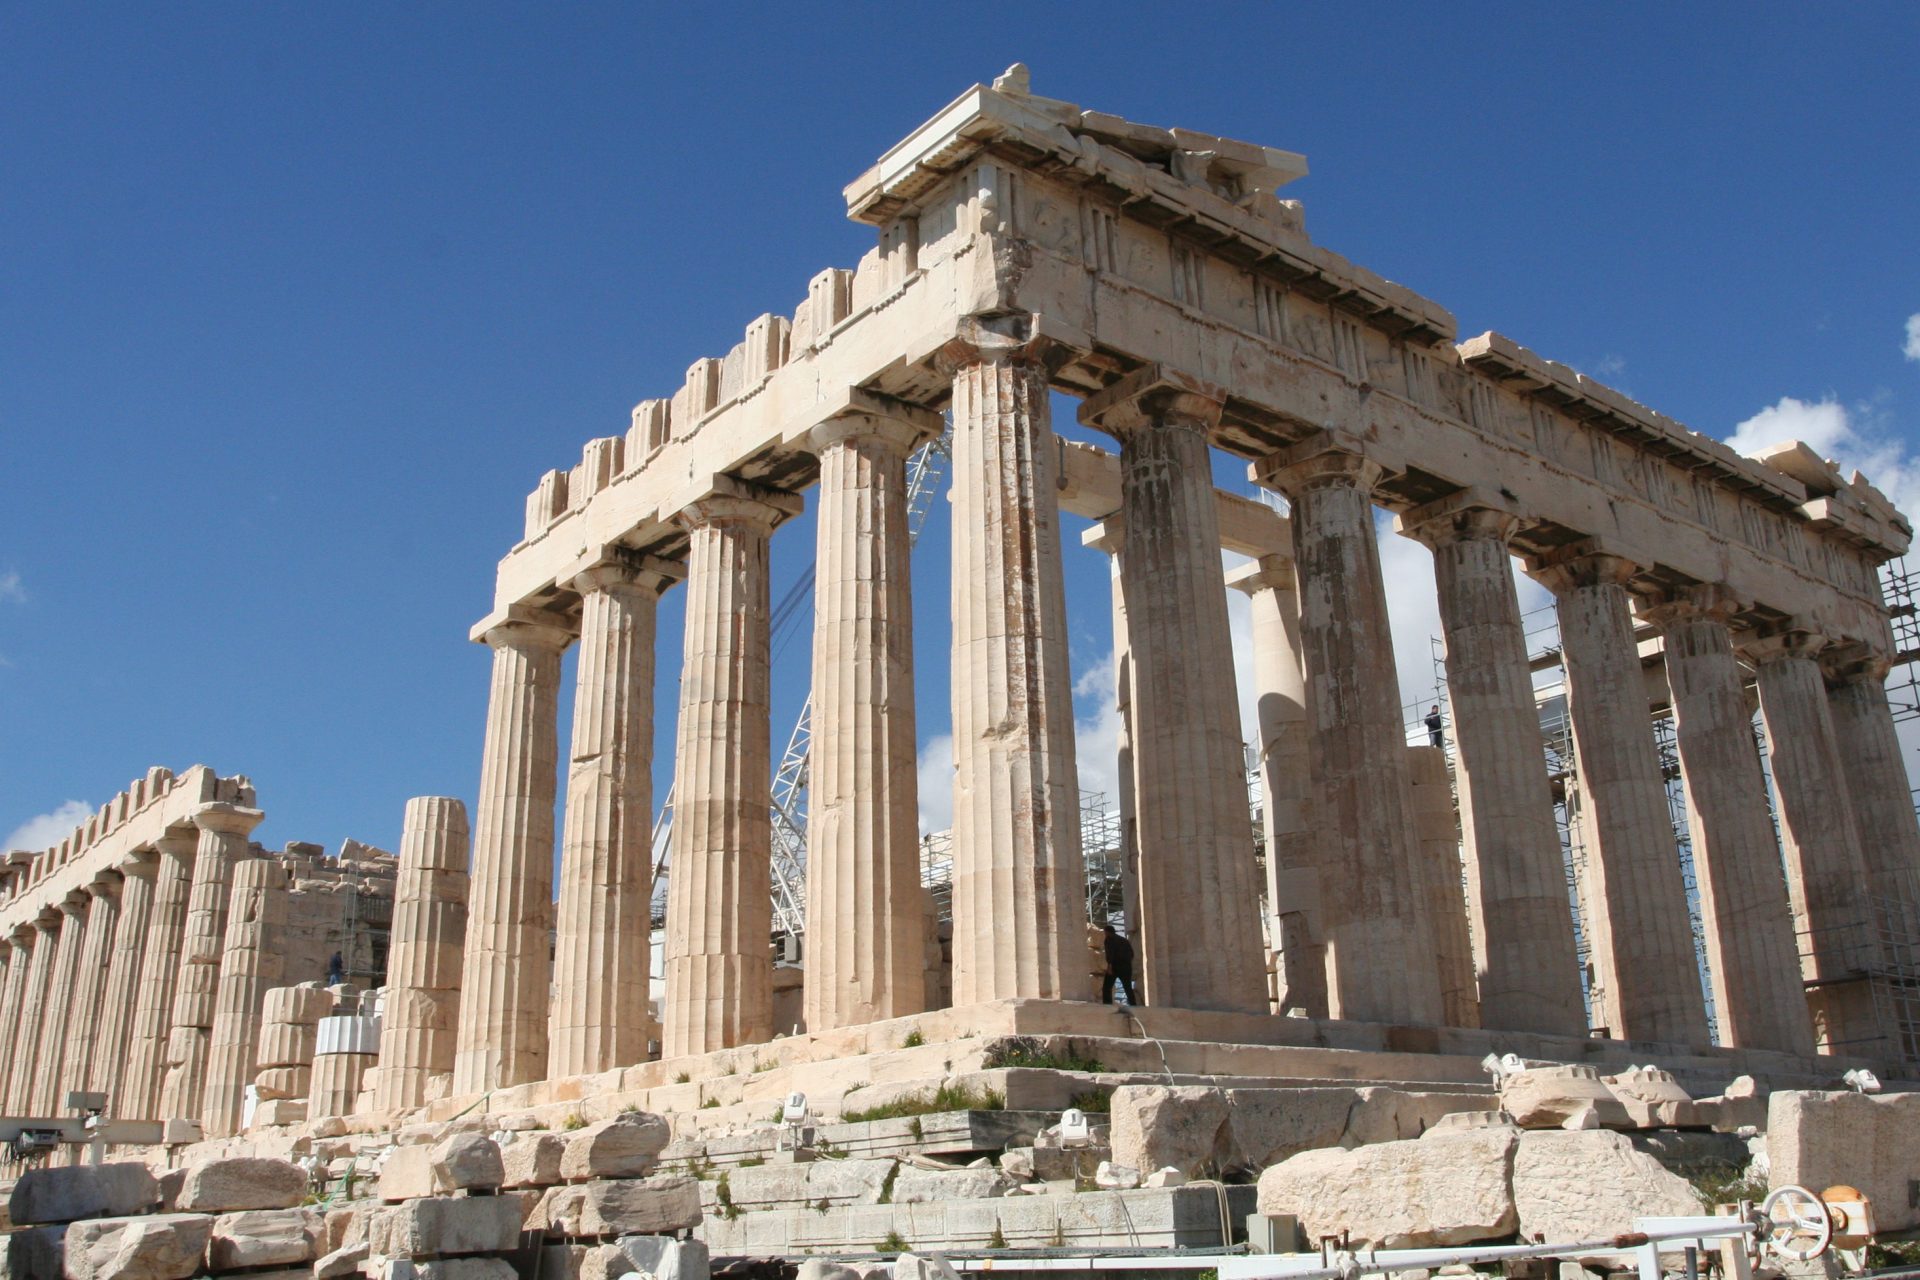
1101, 924, 1138, 1006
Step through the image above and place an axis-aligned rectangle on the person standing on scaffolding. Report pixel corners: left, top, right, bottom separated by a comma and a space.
1425, 704, 1445, 748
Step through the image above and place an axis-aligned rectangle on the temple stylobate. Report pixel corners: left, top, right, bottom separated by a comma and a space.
452, 62, 1918, 1096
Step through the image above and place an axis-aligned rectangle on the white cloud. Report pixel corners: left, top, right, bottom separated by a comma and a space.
1905, 313, 1920, 363
1376, 515, 1448, 716
1726, 395, 1920, 519
1072, 648, 1125, 807
0, 570, 23, 604
915, 733, 953, 836
3, 800, 92, 853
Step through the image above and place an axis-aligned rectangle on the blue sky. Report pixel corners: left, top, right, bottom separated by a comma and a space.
3, 4, 1918, 857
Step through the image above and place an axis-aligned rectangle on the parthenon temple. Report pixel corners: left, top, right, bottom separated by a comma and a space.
4, 67, 1919, 1224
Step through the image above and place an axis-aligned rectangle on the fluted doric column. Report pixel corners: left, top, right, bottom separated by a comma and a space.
1254, 433, 1442, 1026
1742, 627, 1884, 1054
1824, 650, 1920, 932
942, 330, 1086, 1005
375, 797, 470, 1111
1528, 545, 1707, 1045
61, 875, 123, 1105
1400, 496, 1585, 1037
157, 802, 265, 1120
550, 563, 677, 1076
1084, 519, 1143, 943
452, 611, 569, 1095
1406, 745, 1479, 1027
203, 857, 289, 1137
0, 928, 38, 1111
805, 407, 936, 1031
662, 482, 798, 1057
1227, 554, 1323, 1017
0, 932, 28, 1113
1639, 588, 1812, 1055
31, 895, 88, 1113
9, 913, 60, 1113
1082, 367, 1264, 1013
95, 853, 157, 1107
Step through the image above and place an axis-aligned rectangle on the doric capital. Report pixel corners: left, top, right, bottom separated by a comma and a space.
1819, 639, 1893, 686
192, 803, 266, 840
674, 474, 804, 535
1523, 539, 1641, 596
151, 830, 198, 860
808, 412, 927, 458
567, 554, 685, 600
1395, 489, 1523, 549
481, 605, 574, 655
931, 312, 1072, 377
1079, 515, 1126, 559
87, 870, 122, 901
1636, 582, 1746, 632
1078, 363, 1226, 438
1735, 619, 1830, 667
1250, 430, 1388, 500
1226, 553, 1298, 597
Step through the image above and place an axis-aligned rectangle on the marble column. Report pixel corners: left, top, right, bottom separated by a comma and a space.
158, 803, 265, 1120
1084, 520, 1142, 944
1400, 498, 1585, 1037
1824, 652, 1920, 923
1082, 369, 1265, 1013
375, 797, 470, 1112
0, 928, 36, 1111
662, 484, 796, 1057
941, 332, 1086, 1005
1743, 628, 1884, 1053
31, 895, 87, 1113
1407, 745, 1479, 1027
0, 936, 28, 1105
9, 913, 60, 1113
1254, 434, 1442, 1026
93, 854, 156, 1104
1640, 589, 1813, 1055
1529, 545, 1708, 1045
805, 410, 932, 1031
123, 832, 199, 1118
452, 612, 569, 1095
202, 858, 289, 1137
1227, 555, 1324, 1018
61, 875, 123, 1105
551, 563, 676, 1076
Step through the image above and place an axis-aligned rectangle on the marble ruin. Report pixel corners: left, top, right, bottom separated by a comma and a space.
3, 65, 1919, 1276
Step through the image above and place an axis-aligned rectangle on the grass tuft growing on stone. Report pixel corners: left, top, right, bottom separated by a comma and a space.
982, 1036, 1104, 1073
902, 1029, 926, 1048
876, 1231, 910, 1254
841, 1081, 1006, 1124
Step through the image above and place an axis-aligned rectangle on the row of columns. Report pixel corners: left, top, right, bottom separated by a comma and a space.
457, 334, 1920, 1097
0, 803, 264, 1125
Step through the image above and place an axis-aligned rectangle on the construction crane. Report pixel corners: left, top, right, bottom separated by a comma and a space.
650, 421, 953, 937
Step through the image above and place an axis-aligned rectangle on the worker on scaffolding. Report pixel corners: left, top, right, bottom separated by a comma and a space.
1101, 923, 1138, 1007
1425, 704, 1445, 748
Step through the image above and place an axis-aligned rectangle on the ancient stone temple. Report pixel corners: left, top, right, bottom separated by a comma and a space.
442, 62, 1914, 1102
3, 64, 1919, 1280
0, 766, 397, 1132
4, 74, 1920, 1268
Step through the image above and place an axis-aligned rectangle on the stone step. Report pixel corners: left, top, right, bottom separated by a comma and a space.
694, 1183, 1259, 1256
666, 1111, 1057, 1168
